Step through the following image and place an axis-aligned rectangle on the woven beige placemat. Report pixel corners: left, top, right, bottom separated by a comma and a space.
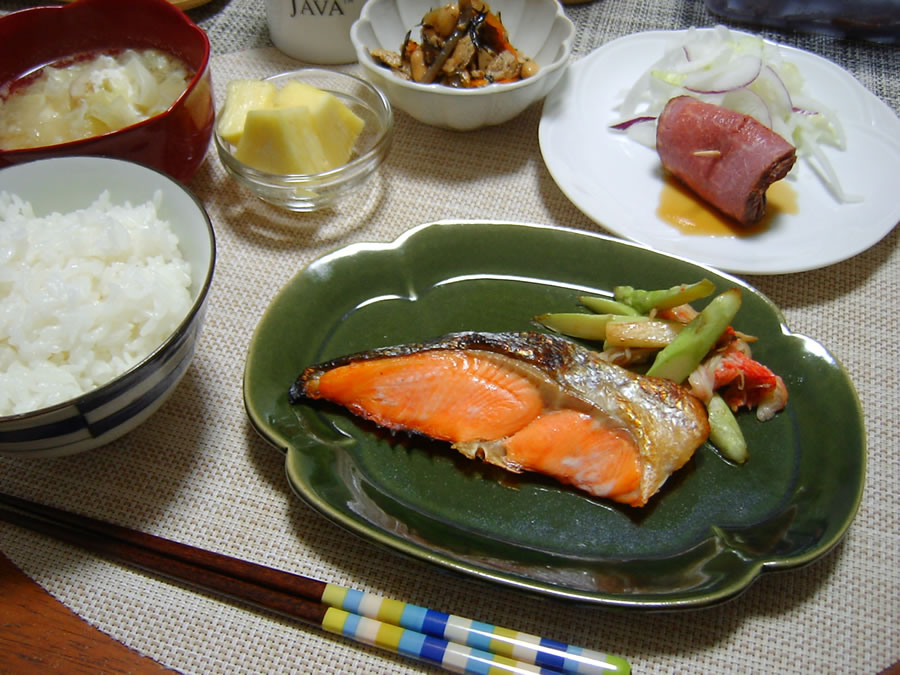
2, 4, 899, 672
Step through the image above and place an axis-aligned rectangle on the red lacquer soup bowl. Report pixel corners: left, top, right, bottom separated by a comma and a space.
0, 0, 214, 183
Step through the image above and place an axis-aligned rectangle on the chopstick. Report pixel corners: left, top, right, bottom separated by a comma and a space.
0, 493, 629, 675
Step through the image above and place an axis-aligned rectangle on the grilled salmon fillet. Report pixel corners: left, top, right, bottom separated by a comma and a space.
290, 331, 710, 507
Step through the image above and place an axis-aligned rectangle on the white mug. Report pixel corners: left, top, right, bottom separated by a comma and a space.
265, 0, 366, 65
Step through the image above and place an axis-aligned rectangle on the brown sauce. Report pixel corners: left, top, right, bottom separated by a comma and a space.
657, 174, 798, 237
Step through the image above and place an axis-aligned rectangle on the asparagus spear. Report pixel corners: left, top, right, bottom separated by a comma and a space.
646, 288, 742, 383
578, 295, 641, 316
534, 313, 651, 340
614, 279, 716, 314
707, 393, 748, 463
604, 319, 683, 349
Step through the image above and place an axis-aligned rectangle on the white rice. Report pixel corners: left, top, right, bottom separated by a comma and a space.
0, 190, 192, 416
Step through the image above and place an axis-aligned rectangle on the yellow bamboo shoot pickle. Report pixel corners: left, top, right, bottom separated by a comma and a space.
216, 79, 277, 145
221, 77, 364, 174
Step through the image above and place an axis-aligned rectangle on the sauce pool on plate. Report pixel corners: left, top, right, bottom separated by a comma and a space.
657, 175, 798, 237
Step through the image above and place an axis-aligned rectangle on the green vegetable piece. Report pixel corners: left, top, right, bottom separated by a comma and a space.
614, 279, 717, 314
646, 288, 742, 383
578, 295, 641, 316
604, 318, 683, 349
707, 394, 748, 464
651, 68, 686, 86
534, 313, 618, 340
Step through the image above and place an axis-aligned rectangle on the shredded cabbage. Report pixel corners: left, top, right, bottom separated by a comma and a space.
612, 26, 857, 203
0, 49, 191, 151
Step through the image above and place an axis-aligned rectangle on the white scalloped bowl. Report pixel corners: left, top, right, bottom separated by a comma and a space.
350, 0, 575, 131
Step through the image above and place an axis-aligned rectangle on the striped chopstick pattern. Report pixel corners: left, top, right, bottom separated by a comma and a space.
323, 607, 546, 674
0, 493, 629, 674
322, 584, 628, 674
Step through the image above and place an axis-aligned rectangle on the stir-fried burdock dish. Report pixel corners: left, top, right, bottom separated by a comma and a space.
370, 0, 538, 87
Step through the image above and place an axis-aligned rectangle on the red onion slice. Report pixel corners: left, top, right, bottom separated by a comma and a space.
610, 116, 657, 130
683, 54, 762, 94
752, 64, 793, 118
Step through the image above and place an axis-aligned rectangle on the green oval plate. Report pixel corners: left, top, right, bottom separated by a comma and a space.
243, 221, 865, 609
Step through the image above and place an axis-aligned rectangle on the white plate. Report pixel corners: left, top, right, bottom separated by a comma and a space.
539, 29, 900, 274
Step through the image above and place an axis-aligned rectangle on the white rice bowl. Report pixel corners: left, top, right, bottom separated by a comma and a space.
0, 189, 192, 416
0, 156, 214, 457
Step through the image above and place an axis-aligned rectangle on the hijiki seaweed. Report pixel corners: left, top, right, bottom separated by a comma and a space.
370, 0, 538, 87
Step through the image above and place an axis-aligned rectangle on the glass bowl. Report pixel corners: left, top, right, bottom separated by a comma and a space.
214, 68, 393, 212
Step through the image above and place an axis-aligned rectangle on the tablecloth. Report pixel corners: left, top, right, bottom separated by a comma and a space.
1, 0, 898, 672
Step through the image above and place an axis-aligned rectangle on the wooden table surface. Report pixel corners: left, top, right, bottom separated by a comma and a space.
2, 545, 897, 674
0, 552, 171, 674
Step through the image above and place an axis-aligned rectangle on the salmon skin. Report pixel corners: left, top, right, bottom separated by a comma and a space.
656, 95, 797, 225
290, 331, 710, 507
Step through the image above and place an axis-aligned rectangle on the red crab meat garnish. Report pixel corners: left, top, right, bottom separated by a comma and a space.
713, 345, 784, 412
